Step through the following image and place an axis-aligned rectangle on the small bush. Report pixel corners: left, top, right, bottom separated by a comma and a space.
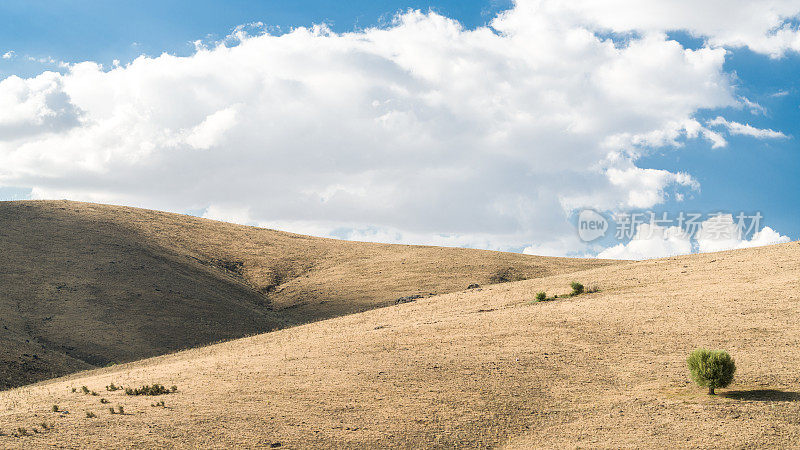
51, 405, 59, 412
688, 348, 736, 395
109, 407, 116, 414
570, 282, 584, 296
100, 398, 109, 404
151, 400, 165, 407
86, 411, 96, 418
71, 387, 76, 393
170, 385, 178, 393
117, 405, 124, 414
106, 383, 121, 392
125, 384, 172, 396
39, 422, 49, 430
90, 391, 98, 396
535, 292, 547, 302
81, 386, 90, 394
16, 427, 28, 436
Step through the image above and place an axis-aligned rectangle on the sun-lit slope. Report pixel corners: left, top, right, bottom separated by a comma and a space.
1, 242, 798, 448
0, 200, 617, 390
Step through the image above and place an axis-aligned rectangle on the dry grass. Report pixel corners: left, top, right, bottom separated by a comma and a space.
0, 241, 798, 447
0, 200, 616, 389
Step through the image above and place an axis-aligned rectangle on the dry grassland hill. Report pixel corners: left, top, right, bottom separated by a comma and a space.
0, 200, 617, 390
0, 241, 798, 448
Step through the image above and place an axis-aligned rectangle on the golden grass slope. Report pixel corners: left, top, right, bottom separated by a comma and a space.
0, 200, 616, 389
1, 241, 798, 448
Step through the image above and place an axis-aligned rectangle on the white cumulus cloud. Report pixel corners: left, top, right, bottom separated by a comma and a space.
542, 0, 800, 57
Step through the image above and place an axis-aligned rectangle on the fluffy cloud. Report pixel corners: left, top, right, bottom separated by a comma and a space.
542, 0, 800, 57
0, 1, 794, 254
598, 214, 791, 259
0, 72, 81, 140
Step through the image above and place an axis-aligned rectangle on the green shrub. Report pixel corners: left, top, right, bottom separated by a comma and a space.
106, 383, 121, 391
109, 407, 116, 414
100, 398, 109, 404
570, 282, 584, 296
51, 405, 59, 412
688, 348, 736, 395
85, 412, 96, 419
535, 292, 547, 302
125, 384, 172, 396
81, 386, 90, 394
117, 405, 124, 414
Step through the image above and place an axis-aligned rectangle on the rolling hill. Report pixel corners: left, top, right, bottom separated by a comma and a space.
0, 200, 617, 390
0, 241, 798, 447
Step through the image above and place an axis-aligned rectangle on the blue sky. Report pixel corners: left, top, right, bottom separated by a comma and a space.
0, 0, 798, 258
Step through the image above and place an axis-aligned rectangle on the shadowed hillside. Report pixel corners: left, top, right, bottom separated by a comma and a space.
0, 241, 797, 447
0, 200, 617, 389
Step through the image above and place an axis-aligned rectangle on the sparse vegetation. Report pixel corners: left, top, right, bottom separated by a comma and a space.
117, 406, 124, 414
109, 407, 116, 414
688, 348, 736, 395
489, 267, 526, 284
51, 405, 59, 412
16, 427, 29, 437
86, 411, 96, 418
71, 387, 76, 393
532, 283, 597, 303
81, 386, 90, 394
151, 400, 166, 407
39, 422, 49, 430
125, 384, 173, 396
106, 383, 121, 391
100, 398, 109, 404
